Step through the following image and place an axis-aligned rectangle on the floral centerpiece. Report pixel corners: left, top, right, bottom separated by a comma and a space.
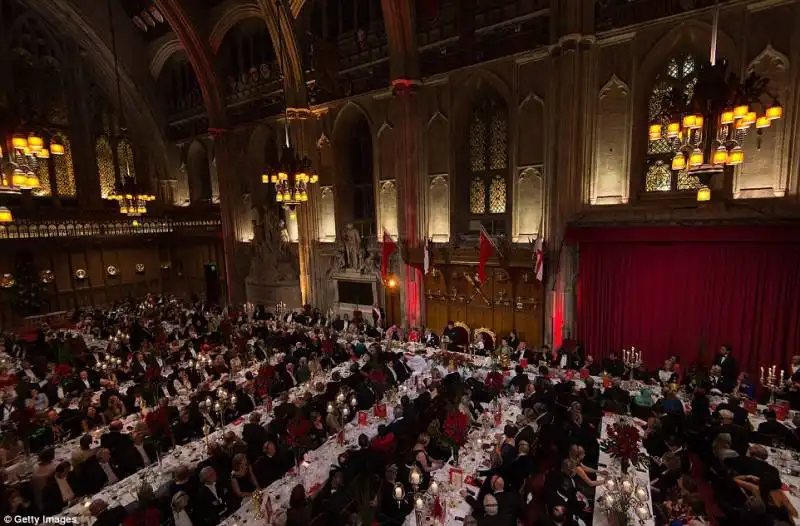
442, 409, 469, 448
599, 420, 648, 473
431, 351, 476, 372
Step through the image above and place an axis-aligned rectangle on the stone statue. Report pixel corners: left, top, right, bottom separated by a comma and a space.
328, 245, 346, 278
278, 219, 290, 249
248, 205, 297, 282
343, 223, 362, 270
363, 249, 377, 274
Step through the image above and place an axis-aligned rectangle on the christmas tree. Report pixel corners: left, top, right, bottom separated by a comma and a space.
13, 252, 45, 317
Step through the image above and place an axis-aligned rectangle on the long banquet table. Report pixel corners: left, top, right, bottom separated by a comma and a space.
60, 355, 367, 517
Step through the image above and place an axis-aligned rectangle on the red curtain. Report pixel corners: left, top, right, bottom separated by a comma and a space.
573, 226, 800, 377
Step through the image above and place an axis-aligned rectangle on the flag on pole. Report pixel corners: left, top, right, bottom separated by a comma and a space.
478, 226, 498, 283
423, 238, 432, 275
381, 229, 397, 281
534, 236, 544, 281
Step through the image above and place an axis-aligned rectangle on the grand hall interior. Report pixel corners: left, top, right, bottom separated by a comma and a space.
0, 1, 799, 525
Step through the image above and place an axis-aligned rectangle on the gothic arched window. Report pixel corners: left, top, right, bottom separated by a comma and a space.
645, 52, 702, 192
468, 94, 508, 218
96, 135, 116, 198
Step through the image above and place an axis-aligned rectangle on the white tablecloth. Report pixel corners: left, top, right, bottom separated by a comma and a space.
59, 356, 367, 518
592, 416, 655, 526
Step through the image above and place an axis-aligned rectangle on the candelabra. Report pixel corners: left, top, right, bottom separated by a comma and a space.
94, 355, 122, 373
327, 390, 357, 443
622, 347, 643, 380
392, 467, 436, 526
200, 388, 238, 427
760, 365, 784, 404
596, 471, 652, 525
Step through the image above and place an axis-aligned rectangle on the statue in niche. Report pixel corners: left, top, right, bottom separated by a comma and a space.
362, 236, 380, 274
278, 219, 290, 248
248, 204, 297, 282
328, 244, 346, 278
343, 223, 363, 270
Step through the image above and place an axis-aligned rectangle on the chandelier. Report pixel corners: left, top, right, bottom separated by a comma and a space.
108, 174, 155, 216
0, 132, 62, 223
263, 143, 318, 207
647, 1, 781, 201
261, 1, 317, 217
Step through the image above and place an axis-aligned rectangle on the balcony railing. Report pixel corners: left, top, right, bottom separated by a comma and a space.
0, 211, 221, 240
596, 0, 734, 32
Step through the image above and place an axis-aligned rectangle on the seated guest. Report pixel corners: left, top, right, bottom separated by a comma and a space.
582, 355, 601, 376
544, 459, 583, 523
193, 467, 228, 526
130, 432, 158, 471
567, 445, 603, 490
509, 365, 529, 393
242, 412, 268, 462
713, 409, 750, 456
170, 465, 197, 497
42, 461, 77, 515
707, 365, 733, 394
755, 409, 792, 446
89, 499, 127, 526
714, 395, 750, 428
657, 360, 678, 386
171, 491, 194, 526
82, 448, 124, 493
173, 408, 201, 445
100, 419, 131, 454
253, 441, 286, 487
734, 372, 756, 400
490, 474, 521, 526
286, 484, 312, 526
81, 405, 105, 432
602, 352, 625, 378
226, 454, 258, 510
71, 433, 96, 469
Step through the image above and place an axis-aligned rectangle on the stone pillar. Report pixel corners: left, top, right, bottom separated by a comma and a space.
285, 108, 319, 307
211, 130, 248, 305
545, 0, 596, 347
63, 44, 102, 208
391, 80, 425, 328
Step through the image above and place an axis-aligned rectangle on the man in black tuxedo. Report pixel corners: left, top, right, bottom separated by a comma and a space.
712, 344, 738, 385
193, 466, 229, 526
242, 412, 268, 463
75, 369, 99, 394
544, 459, 583, 524
89, 500, 127, 526
714, 395, 750, 428
756, 409, 792, 444
42, 461, 79, 515
602, 352, 626, 378
387, 405, 411, 439
422, 329, 440, 348
128, 432, 158, 472
81, 448, 124, 494
100, 420, 131, 455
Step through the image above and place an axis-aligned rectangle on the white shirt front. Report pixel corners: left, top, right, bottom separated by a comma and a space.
205, 482, 220, 502
82, 379, 92, 389
55, 476, 74, 502
100, 462, 119, 484
135, 444, 151, 465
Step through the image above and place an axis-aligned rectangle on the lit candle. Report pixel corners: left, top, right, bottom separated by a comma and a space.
410, 470, 421, 486
430, 481, 439, 495
394, 486, 403, 499
621, 479, 633, 493
761, 367, 765, 383
415, 496, 424, 510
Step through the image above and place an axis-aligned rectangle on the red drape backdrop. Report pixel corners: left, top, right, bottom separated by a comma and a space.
572, 226, 800, 377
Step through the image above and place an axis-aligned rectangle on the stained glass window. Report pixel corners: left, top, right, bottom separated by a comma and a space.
467, 93, 508, 216
489, 112, 507, 170
469, 115, 487, 172
117, 137, 135, 178
54, 134, 76, 198
489, 175, 506, 213
645, 53, 701, 193
470, 177, 486, 214
96, 135, 116, 198
33, 157, 52, 197
645, 161, 671, 192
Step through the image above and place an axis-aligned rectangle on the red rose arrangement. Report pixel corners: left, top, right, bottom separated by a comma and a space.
443, 410, 469, 447
599, 421, 648, 471
484, 370, 504, 393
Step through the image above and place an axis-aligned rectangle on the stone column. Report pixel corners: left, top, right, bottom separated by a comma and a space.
391, 81, 425, 328
211, 130, 248, 305
545, 0, 596, 347
285, 109, 318, 307
63, 44, 102, 208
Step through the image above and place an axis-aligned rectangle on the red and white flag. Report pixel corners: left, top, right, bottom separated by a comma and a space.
478, 226, 499, 282
533, 236, 544, 281
381, 229, 397, 281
